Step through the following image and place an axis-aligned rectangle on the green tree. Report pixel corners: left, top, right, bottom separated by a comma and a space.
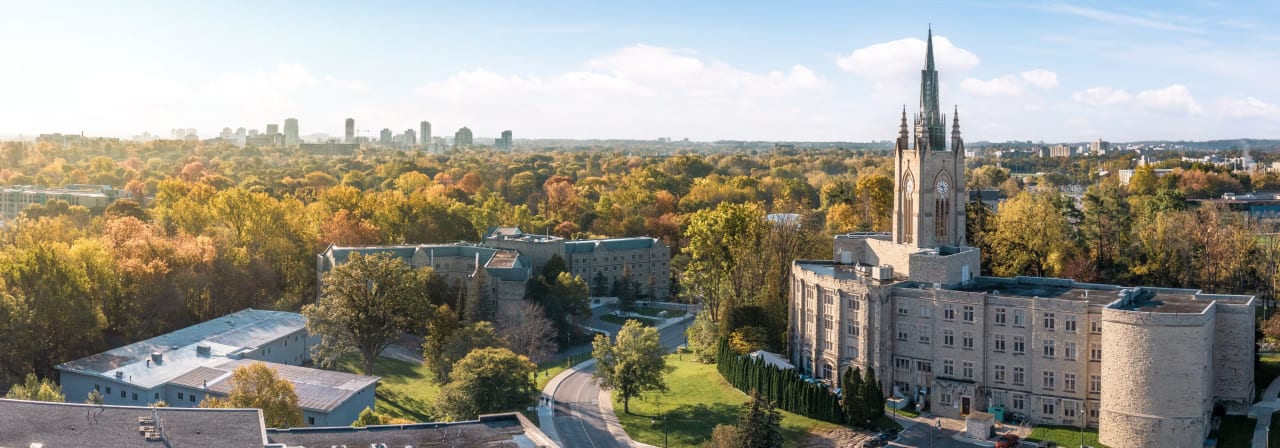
685, 310, 719, 363
738, 390, 784, 448
424, 321, 507, 382
199, 362, 303, 428
681, 202, 768, 323
434, 347, 536, 421
352, 406, 384, 427
85, 389, 105, 404
592, 320, 670, 414
304, 252, 435, 374
4, 373, 65, 402
987, 191, 1078, 277
862, 368, 884, 422
841, 366, 866, 427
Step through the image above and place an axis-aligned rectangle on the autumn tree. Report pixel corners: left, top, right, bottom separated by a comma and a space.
682, 202, 768, 323
592, 320, 669, 414
4, 373, 65, 402
434, 347, 535, 421
304, 252, 435, 374
199, 362, 303, 428
496, 301, 557, 364
424, 321, 507, 382
986, 191, 1078, 277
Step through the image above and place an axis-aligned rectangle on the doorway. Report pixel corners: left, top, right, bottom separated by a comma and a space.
961, 396, 971, 415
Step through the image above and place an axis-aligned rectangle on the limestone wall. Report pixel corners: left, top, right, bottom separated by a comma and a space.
1099, 308, 1213, 448
1212, 302, 1256, 411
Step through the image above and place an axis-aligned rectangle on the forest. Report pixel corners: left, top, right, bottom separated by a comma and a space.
0, 138, 1275, 390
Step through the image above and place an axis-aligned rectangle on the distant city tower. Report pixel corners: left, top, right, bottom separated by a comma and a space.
284, 118, 299, 146
344, 118, 355, 143
420, 121, 431, 146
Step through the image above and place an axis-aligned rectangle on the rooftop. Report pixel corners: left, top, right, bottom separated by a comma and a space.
265, 413, 553, 447
55, 309, 306, 389
169, 359, 378, 413
941, 276, 1253, 313
0, 398, 266, 448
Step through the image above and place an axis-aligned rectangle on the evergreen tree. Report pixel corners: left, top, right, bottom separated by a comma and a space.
738, 390, 784, 448
863, 368, 885, 422
841, 366, 866, 427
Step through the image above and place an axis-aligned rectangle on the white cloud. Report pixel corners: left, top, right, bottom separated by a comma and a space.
1019, 69, 1059, 89
1072, 86, 1133, 106
413, 44, 831, 139
1136, 84, 1203, 114
835, 36, 979, 80
1042, 3, 1201, 33
1218, 96, 1280, 118
960, 76, 1024, 96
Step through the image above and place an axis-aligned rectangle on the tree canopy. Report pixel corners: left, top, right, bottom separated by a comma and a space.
199, 362, 303, 429
592, 319, 670, 414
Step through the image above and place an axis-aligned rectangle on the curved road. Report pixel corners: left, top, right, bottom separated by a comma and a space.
551, 304, 696, 448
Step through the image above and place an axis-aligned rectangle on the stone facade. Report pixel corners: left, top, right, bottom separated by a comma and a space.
484, 227, 673, 299
789, 28, 1256, 448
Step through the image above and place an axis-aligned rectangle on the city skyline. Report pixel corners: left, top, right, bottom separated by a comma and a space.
1, 1, 1278, 142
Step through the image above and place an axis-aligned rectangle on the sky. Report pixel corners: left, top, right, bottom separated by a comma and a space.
1, 1, 1278, 143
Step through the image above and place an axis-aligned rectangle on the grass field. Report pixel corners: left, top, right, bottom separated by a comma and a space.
601, 314, 658, 327
1258, 353, 1280, 401
1025, 425, 1107, 448
1214, 415, 1255, 448
334, 356, 441, 423
887, 406, 920, 419
612, 356, 837, 447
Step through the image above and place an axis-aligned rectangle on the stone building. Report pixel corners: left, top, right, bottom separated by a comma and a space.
789, 29, 1255, 448
484, 227, 673, 299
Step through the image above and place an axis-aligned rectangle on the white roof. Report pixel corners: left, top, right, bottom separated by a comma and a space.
748, 351, 795, 370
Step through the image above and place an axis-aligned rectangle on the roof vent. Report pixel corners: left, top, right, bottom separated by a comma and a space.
115, 371, 124, 379
196, 345, 211, 357
150, 352, 163, 363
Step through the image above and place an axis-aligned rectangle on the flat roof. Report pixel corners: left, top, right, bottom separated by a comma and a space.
169, 359, 378, 413
265, 413, 548, 447
56, 309, 305, 389
943, 277, 1252, 313
0, 398, 266, 448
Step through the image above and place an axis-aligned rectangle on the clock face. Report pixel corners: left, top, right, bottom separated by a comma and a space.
936, 179, 950, 194
905, 179, 915, 193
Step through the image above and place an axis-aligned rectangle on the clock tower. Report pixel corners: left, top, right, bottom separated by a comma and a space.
893, 27, 967, 249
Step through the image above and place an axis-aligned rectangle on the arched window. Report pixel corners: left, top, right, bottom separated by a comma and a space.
934, 172, 952, 244
902, 172, 915, 244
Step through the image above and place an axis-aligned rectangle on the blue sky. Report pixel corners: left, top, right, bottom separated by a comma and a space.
1, 1, 1278, 142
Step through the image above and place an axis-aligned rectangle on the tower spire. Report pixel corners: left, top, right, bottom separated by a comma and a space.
926, 25, 936, 72
897, 105, 909, 150
919, 27, 944, 150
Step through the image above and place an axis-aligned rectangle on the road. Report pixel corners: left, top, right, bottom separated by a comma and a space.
550, 306, 696, 448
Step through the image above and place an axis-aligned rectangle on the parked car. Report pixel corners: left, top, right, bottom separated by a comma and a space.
995, 434, 1021, 448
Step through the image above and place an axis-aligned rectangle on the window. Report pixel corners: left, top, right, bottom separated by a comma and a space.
806, 311, 814, 323
94, 384, 100, 391
994, 334, 1006, 352
847, 322, 859, 336
1090, 375, 1101, 393
120, 390, 126, 398
962, 361, 974, 379
1043, 371, 1055, 389
132, 393, 138, 401
823, 315, 833, 330
1043, 312, 1056, 330
962, 331, 974, 350
189, 394, 196, 402
919, 303, 932, 318
1091, 318, 1102, 333
822, 290, 834, 306
917, 361, 932, 373
1012, 394, 1025, 410
308, 417, 315, 425
1013, 336, 1026, 355
847, 297, 860, 311
943, 304, 956, 321
1089, 408, 1100, 419
943, 329, 955, 347
1064, 403, 1077, 418
1091, 343, 1102, 361
1064, 373, 1077, 392
994, 365, 1006, 383
1065, 316, 1077, 333
154, 393, 159, 400
918, 325, 930, 344
896, 358, 911, 369
1043, 339, 1056, 358
1043, 401, 1056, 416
994, 307, 1007, 325
940, 392, 953, 406
1013, 310, 1026, 327
106, 387, 111, 394
963, 305, 975, 322
898, 304, 910, 316
1064, 342, 1077, 360
823, 340, 833, 351
178, 392, 185, 400
897, 324, 909, 341
943, 359, 955, 376
1013, 367, 1025, 386
844, 346, 858, 358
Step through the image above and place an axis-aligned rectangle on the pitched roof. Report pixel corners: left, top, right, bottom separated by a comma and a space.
168, 359, 379, 413
266, 413, 554, 447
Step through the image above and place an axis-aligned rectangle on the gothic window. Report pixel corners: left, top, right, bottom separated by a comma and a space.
902, 172, 915, 244
934, 173, 951, 243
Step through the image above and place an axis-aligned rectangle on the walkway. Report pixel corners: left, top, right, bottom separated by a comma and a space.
1249, 375, 1280, 448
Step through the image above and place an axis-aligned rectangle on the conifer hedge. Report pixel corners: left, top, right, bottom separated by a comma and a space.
715, 338, 845, 424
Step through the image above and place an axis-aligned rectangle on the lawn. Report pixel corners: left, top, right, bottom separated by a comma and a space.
612, 355, 837, 448
1258, 353, 1280, 401
333, 355, 440, 423
1213, 415, 1255, 448
601, 314, 658, 327
1025, 425, 1108, 448
886, 406, 920, 418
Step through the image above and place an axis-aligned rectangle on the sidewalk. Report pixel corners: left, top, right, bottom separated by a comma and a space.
1248, 375, 1280, 448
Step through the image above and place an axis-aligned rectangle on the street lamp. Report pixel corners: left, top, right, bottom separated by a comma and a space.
1079, 402, 1086, 448
931, 418, 940, 448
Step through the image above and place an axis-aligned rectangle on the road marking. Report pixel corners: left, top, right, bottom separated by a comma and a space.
572, 372, 601, 448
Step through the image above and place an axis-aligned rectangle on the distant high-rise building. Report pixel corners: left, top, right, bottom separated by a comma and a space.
420, 121, 431, 146
344, 118, 355, 144
1091, 139, 1110, 156
380, 128, 392, 145
454, 127, 473, 149
495, 130, 513, 151
266, 124, 279, 135
284, 118, 299, 146
404, 129, 416, 147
